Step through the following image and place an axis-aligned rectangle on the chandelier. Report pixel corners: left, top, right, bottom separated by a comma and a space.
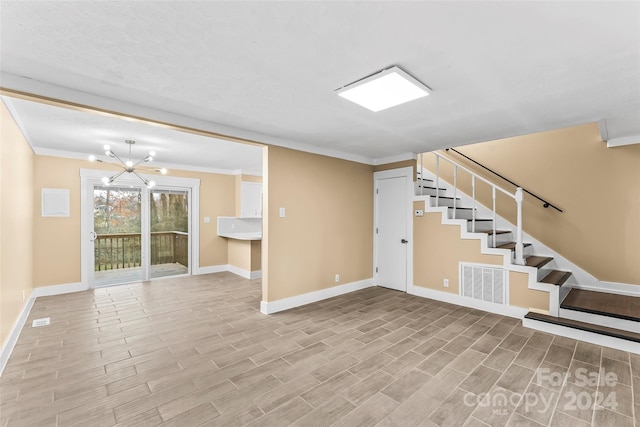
89, 139, 167, 188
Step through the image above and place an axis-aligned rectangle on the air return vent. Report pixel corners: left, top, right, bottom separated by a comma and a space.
461, 264, 506, 305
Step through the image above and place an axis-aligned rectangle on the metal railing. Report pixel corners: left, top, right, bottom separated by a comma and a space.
94, 231, 188, 271
419, 152, 525, 265
447, 148, 562, 212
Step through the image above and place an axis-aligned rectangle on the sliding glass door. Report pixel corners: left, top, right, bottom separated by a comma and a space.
150, 189, 190, 279
89, 184, 190, 287
93, 185, 144, 286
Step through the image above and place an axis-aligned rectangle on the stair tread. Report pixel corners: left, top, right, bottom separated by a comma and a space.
436, 196, 461, 200
540, 270, 572, 286
476, 229, 511, 235
417, 186, 446, 190
468, 219, 494, 222
561, 289, 640, 322
496, 242, 533, 250
525, 311, 640, 343
525, 255, 553, 268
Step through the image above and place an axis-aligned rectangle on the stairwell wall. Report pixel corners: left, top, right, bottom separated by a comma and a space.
413, 203, 550, 312
420, 123, 640, 285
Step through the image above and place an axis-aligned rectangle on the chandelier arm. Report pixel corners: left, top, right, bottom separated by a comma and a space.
108, 170, 127, 183
132, 171, 150, 186
132, 156, 151, 168
109, 151, 127, 165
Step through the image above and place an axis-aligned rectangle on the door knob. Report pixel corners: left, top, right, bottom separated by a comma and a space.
401, 239, 408, 244
89, 231, 97, 241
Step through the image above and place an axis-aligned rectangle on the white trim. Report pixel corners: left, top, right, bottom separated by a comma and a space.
606, 135, 640, 148
558, 308, 639, 334
523, 317, 640, 355
32, 282, 87, 297
0, 296, 35, 376
408, 283, 527, 319
195, 264, 229, 275
80, 169, 200, 289
373, 167, 414, 291
33, 147, 261, 176
372, 152, 417, 165
572, 281, 640, 297
260, 279, 374, 314
228, 265, 262, 280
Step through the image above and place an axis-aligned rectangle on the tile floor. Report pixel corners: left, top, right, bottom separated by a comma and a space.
0, 272, 638, 426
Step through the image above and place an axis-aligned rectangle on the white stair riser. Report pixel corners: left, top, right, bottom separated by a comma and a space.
466, 220, 494, 232
433, 198, 463, 208
536, 262, 558, 281
449, 209, 476, 220
414, 185, 446, 197
503, 245, 534, 260
559, 308, 640, 334
488, 233, 513, 247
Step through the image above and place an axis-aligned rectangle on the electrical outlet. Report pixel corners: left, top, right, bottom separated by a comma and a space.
335, 274, 340, 283
443, 278, 449, 287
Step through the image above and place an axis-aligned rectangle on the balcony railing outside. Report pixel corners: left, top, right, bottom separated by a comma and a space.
94, 231, 188, 271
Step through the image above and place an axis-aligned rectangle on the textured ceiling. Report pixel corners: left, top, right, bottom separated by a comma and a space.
1, 1, 639, 164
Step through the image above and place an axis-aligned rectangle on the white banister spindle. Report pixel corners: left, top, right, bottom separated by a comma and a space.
453, 164, 457, 217
492, 187, 497, 248
419, 153, 424, 196
471, 175, 476, 232
515, 187, 525, 265
435, 155, 440, 207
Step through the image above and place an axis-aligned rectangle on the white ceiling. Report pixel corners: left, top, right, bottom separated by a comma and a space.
1, 1, 639, 165
2, 96, 264, 175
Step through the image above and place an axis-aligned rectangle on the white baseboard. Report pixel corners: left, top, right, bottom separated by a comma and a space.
571, 281, 640, 297
261, 278, 374, 315
195, 264, 229, 275
408, 284, 527, 319
228, 265, 261, 280
523, 317, 640, 355
32, 282, 87, 297
0, 295, 35, 376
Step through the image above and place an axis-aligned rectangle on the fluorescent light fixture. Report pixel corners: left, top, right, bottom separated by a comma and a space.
336, 66, 431, 112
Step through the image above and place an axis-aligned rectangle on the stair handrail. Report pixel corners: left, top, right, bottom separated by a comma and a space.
418, 152, 526, 266
447, 148, 563, 213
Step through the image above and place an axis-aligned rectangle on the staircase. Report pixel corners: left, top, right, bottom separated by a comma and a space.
416, 154, 640, 352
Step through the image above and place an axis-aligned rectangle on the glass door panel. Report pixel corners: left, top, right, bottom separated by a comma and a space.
150, 189, 189, 279
93, 186, 143, 286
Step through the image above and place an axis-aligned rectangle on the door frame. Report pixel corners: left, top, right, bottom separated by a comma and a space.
373, 166, 414, 291
80, 168, 200, 289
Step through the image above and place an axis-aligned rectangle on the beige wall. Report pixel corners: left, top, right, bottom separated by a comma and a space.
227, 240, 261, 272
373, 159, 416, 178
32, 156, 235, 287
413, 202, 549, 312
1, 103, 35, 346
263, 146, 373, 302
421, 123, 640, 285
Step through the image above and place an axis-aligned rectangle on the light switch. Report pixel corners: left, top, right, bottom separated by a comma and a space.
279, 207, 286, 218
415, 209, 424, 217
204, 216, 211, 223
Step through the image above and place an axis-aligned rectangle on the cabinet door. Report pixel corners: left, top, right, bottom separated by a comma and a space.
241, 182, 262, 217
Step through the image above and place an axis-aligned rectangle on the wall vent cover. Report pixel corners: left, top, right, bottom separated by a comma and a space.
461, 264, 506, 305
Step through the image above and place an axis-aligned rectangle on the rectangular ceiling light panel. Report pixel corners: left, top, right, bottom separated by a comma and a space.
336, 66, 431, 112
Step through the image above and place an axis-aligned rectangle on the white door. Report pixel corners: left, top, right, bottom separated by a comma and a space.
376, 175, 408, 291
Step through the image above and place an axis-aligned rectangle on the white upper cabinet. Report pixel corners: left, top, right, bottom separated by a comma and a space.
240, 181, 262, 218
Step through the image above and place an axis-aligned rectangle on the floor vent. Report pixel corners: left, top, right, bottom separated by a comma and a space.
461, 264, 506, 305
